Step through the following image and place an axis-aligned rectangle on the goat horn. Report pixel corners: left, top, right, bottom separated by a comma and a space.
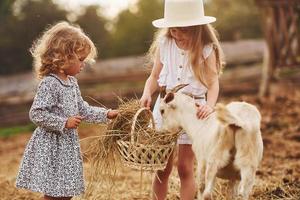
171, 84, 189, 93
160, 86, 167, 98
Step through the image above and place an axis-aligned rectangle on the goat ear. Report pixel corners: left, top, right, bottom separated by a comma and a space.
164, 92, 174, 103
171, 84, 189, 93
160, 86, 166, 98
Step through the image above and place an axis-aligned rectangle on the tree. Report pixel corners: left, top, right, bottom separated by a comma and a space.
205, 0, 263, 41
0, 0, 13, 20
109, 0, 163, 57
75, 5, 110, 58
0, 0, 68, 75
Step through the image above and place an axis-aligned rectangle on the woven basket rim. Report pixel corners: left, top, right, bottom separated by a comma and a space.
116, 139, 176, 147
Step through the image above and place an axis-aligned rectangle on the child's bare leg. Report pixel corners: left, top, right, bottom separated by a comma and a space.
177, 144, 196, 200
43, 195, 72, 200
152, 153, 174, 200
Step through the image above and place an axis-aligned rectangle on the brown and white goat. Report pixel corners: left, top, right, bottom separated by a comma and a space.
159, 88, 263, 200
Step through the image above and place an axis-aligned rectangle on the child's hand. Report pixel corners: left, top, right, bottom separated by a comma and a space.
107, 110, 118, 119
140, 93, 152, 109
195, 103, 214, 119
65, 115, 84, 129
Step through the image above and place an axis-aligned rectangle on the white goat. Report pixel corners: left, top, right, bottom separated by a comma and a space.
159, 88, 263, 200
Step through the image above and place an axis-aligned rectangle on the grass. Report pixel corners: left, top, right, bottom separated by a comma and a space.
0, 122, 101, 138
0, 123, 36, 137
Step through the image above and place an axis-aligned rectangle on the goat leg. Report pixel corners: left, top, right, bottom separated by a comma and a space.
238, 166, 256, 200
196, 159, 206, 199
202, 162, 218, 200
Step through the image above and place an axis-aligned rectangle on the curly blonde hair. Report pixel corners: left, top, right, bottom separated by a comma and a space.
30, 21, 97, 79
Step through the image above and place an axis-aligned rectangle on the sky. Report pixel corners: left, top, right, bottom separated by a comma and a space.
55, 0, 134, 18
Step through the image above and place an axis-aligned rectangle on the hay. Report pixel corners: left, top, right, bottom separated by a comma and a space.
2, 92, 300, 200
168, 175, 300, 200
115, 103, 178, 171
82, 99, 143, 199
107, 99, 151, 138
82, 98, 179, 199
253, 179, 300, 200
0, 178, 42, 200
106, 98, 178, 146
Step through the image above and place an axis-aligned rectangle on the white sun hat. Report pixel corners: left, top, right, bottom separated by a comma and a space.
152, 0, 216, 28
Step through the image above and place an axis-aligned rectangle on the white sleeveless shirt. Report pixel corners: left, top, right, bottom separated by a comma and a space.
158, 36, 213, 95
153, 36, 213, 137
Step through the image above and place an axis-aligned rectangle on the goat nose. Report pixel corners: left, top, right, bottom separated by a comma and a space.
160, 109, 165, 115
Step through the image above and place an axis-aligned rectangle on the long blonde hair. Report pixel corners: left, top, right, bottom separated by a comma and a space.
147, 24, 225, 87
30, 21, 97, 79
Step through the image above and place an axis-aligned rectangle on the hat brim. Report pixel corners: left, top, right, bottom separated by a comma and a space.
152, 16, 216, 28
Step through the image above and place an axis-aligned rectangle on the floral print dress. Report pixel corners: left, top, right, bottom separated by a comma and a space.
16, 74, 109, 197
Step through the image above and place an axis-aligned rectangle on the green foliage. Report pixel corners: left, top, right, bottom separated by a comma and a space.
205, 0, 263, 41
0, 123, 35, 137
108, 0, 163, 57
0, 0, 264, 75
75, 5, 110, 58
0, 0, 13, 19
0, 0, 67, 75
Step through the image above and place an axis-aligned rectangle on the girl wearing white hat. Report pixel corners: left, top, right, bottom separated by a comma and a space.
140, 0, 225, 199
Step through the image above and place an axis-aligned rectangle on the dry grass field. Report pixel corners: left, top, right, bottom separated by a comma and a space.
1, 84, 299, 200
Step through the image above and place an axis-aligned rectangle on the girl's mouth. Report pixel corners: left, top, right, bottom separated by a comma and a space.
177, 39, 185, 43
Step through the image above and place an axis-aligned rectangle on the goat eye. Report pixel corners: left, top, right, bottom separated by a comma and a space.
160, 109, 165, 115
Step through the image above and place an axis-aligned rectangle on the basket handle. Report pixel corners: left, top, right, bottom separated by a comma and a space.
130, 107, 155, 144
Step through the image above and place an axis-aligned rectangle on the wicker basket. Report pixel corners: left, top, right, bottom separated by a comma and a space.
116, 108, 175, 171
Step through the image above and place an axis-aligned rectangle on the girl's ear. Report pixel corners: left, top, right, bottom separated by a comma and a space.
164, 92, 174, 103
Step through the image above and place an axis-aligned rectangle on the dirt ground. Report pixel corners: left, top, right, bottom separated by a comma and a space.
0, 83, 300, 200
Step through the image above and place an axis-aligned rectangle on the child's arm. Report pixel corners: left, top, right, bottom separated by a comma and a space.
29, 79, 68, 132
74, 81, 110, 123
197, 51, 219, 119
140, 49, 163, 108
